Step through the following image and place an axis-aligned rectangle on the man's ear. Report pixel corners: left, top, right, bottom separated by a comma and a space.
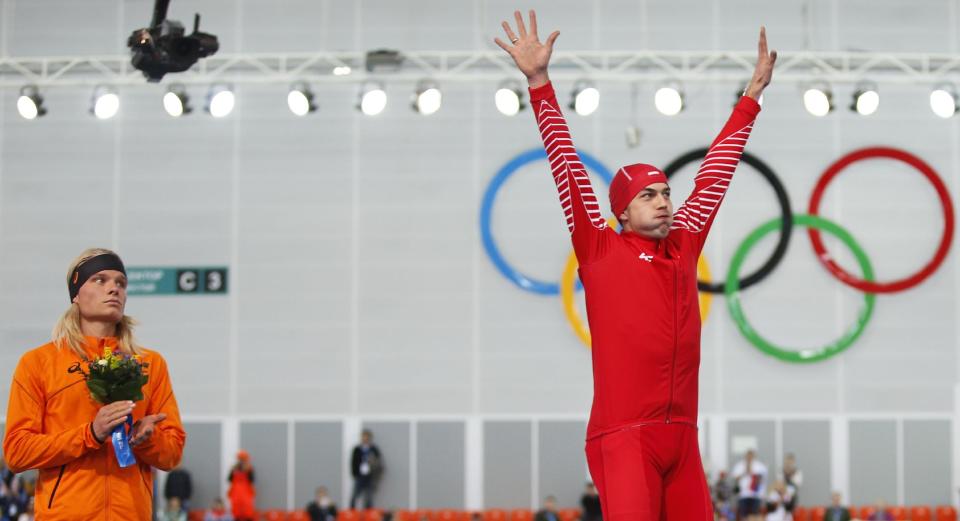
618, 210, 628, 222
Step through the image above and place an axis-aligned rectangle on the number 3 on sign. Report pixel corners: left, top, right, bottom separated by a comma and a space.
204, 269, 228, 293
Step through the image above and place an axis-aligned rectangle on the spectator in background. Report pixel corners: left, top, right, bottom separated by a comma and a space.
350, 430, 383, 509
867, 500, 893, 521
0, 471, 29, 521
164, 466, 193, 510
0, 460, 13, 493
712, 470, 735, 514
715, 501, 735, 521
19, 480, 35, 517
780, 453, 802, 513
580, 482, 602, 521
306, 486, 338, 521
228, 450, 256, 521
1, 459, 17, 520
0, 471, 15, 521
15, 496, 33, 521
203, 498, 234, 521
157, 496, 187, 521
534, 496, 560, 521
731, 449, 767, 521
824, 492, 851, 521
763, 479, 794, 521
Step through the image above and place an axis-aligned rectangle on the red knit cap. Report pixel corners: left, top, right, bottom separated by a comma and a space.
608, 163, 669, 216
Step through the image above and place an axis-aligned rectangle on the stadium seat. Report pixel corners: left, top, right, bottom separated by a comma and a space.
263, 510, 288, 521
910, 505, 932, 521
936, 505, 958, 521
339, 510, 361, 521
791, 506, 808, 521
188, 510, 206, 521
858, 506, 877, 520
395, 510, 422, 521
433, 510, 453, 521
433, 510, 473, 521
363, 509, 385, 521
810, 506, 826, 521
289, 512, 311, 521
509, 509, 533, 521
484, 510, 508, 521
558, 508, 581, 521
887, 506, 907, 520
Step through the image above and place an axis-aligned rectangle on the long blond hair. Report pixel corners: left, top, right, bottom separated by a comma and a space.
52, 248, 141, 358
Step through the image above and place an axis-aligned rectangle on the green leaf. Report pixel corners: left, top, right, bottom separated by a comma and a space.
86, 380, 108, 403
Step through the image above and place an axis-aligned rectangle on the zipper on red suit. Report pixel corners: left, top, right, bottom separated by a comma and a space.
666, 255, 679, 424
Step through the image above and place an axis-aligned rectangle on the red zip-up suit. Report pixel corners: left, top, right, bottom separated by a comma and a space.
529, 82, 760, 520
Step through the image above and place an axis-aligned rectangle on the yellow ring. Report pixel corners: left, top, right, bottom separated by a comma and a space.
697, 253, 713, 322
561, 242, 713, 349
561, 251, 592, 348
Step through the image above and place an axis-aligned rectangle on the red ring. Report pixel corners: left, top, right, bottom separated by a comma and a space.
807, 147, 955, 293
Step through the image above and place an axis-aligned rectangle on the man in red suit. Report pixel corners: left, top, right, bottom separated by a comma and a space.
496, 10, 776, 520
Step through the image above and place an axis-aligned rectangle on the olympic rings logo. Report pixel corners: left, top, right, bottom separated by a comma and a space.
480, 146, 955, 363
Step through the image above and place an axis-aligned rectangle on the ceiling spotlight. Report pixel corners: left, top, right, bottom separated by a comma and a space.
206, 84, 235, 118
413, 80, 442, 115
654, 84, 684, 116
91, 86, 120, 120
851, 83, 879, 116
495, 80, 525, 116
288, 82, 317, 117
930, 85, 958, 118
358, 82, 387, 116
162, 85, 191, 117
333, 66, 352, 76
17, 86, 46, 120
803, 85, 833, 117
570, 80, 600, 116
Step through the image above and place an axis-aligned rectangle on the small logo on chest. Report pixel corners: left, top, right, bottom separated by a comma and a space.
638, 252, 654, 263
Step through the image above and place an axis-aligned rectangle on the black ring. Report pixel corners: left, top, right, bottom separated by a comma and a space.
663, 147, 793, 294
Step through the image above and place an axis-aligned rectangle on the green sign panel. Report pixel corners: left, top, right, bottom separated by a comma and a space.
127, 267, 228, 296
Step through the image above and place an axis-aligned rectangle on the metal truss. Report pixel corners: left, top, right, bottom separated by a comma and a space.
1, 50, 959, 88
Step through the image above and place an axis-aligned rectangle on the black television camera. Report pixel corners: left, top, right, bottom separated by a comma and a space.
128, 0, 219, 82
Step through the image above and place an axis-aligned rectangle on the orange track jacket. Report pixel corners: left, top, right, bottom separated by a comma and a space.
3, 336, 185, 520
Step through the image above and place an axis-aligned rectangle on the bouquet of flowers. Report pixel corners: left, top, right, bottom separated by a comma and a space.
72, 347, 150, 403
69, 347, 150, 467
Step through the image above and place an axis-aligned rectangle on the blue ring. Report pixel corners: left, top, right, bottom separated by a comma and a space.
480, 148, 615, 295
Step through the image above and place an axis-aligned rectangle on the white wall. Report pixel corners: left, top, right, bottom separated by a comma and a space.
0, 0, 959, 504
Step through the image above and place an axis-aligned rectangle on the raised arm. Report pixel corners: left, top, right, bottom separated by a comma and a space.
671, 27, 777, 252
496, 10, 613, 263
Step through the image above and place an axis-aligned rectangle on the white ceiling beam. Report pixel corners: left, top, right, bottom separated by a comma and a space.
0, 50, 958, 88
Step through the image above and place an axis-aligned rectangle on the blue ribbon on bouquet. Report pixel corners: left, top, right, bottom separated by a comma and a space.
111, 414, 137, 468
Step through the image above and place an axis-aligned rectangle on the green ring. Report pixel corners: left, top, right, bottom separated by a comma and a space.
725, 214, 876, 363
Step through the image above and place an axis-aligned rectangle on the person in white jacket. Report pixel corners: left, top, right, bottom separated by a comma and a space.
765, 480, 796, 521
732, 450, 768, 521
